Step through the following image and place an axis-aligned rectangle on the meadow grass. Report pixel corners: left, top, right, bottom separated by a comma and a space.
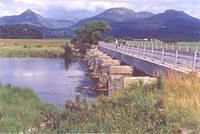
0, 85, 59, 133
54, 73, 200, 133
0, 39, 67, 57
162, 73, 200, 131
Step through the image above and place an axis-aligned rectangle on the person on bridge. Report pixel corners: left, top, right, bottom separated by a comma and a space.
122, 39, 127, 46
114, 39, 119, 48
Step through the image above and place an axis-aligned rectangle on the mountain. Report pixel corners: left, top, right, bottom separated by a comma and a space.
112, 9, 200, 41
0, 8, 199, 40
0, 24, 43, 39
71, 8, 154, 28
0, 9, 75, 29
94, 8, 154, 22
68, 8, 200, 41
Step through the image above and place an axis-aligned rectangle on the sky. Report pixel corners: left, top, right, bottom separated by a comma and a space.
0, 0, 199, 20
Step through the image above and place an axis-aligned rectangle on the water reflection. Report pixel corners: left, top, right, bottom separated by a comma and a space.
0, 58, 96, 109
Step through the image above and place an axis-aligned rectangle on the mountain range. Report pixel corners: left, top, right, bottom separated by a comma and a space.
0, 9, 75, 29
0, 8, 199, 41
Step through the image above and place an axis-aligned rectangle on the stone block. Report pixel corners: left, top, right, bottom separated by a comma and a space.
123, 77, 157, 89
108, 75, 123, 94
99, 59, 121, 66
109, 66, 133, 76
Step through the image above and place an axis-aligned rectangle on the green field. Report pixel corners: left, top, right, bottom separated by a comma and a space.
0, 85, 59, 133
0, 39, 67, 57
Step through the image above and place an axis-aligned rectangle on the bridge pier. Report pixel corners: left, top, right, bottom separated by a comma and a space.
85, 48, 157, 95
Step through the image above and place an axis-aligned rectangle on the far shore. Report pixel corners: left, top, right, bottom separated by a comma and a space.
0, 39, 67, 58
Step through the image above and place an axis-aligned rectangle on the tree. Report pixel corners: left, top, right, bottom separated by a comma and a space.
71, 21, 111, 54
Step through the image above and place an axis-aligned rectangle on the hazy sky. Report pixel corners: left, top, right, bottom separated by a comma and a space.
0, 0, 199, 19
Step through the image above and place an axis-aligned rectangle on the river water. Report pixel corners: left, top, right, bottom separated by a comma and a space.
0, 58, 96, 109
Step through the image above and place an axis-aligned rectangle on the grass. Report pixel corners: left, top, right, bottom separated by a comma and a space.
52, 73, 200, 133
0, 72, 199, 133
0, 85, 59, 133
162, 73, 200, 131
0, 39, 67, 57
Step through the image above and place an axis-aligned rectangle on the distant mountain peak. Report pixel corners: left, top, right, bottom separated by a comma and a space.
0, 9, 76, 29
94, 7, 153, 22
153, 9, 195, 20
24, 9, 34, 13
103, 7, 136, 15
163, 9, 187, 15
21, 9, 36, 16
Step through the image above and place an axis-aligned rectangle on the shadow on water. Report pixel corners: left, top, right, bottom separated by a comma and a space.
64, 57, 98, 98
68, 59, 98, 97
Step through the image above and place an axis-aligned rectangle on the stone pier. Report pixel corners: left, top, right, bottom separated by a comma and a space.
85, 48, 157, 95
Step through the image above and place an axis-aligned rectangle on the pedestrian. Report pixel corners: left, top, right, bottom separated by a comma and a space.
114, 39, 118, 48
123, 40, 126, 46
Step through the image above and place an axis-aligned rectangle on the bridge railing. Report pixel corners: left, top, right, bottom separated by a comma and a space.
126, 40, 200, 52
99, 41, 200, 72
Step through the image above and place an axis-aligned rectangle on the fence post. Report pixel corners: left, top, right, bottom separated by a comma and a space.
175, 50, 178, 66
161, 48, 165, 63
156, 42, 158, 49
137, 46, 139, 56
132, 44, 134, 55
193, 51, 197, 70
144, 43, 146, 58
187, 45, 189, 52
151, 42, 154, 60
178, 43, 181, 51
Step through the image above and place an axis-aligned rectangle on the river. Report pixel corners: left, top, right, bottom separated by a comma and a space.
0, 58, 97, 109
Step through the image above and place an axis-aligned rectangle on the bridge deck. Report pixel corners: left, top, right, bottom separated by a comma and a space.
99, 42, 200, 76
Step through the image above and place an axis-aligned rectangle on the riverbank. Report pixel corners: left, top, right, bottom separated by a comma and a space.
54, 73, 200, 133
0, 85, 60, 133
0, 72, 199, 133
0, 39, 66, 58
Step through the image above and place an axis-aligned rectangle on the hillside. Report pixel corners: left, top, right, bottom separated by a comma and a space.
0, 24, 43, 39
0, 8, 199, 40
69, 8, 200, 41
0, 9, 75, 29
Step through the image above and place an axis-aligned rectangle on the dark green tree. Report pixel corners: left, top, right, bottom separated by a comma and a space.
71, 21, 111, 54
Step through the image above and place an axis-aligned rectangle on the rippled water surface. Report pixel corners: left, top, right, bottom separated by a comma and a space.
0, 58, 96, 108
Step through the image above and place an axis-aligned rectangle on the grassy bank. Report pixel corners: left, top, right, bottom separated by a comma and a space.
0, 39, 66, 57
53, 73, 200, 133
0, 85, 59, 133
0, 72, 199, 133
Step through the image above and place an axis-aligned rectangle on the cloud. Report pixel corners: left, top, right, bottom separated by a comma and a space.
0, 0, 199, 19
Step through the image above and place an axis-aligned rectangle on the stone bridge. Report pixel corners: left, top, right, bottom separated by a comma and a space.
85, 46, 157, 95
85, 41, 200, 95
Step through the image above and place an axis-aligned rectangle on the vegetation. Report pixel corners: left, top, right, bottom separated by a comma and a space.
64, 42, 73, 61
0, 72, 199, 133
0, 39, 66, 57
71, 21, 111, 53
52, 73, 200, 133
0, 24, 43, 39
0, 85, 59, 133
